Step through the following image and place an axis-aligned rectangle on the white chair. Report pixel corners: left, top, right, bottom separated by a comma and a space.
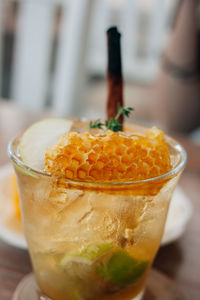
52, 0, 93, 117
11, 0, 55, 112
88, 0, 179, 82
11, 0, 93, 116
0, 0, 179, 115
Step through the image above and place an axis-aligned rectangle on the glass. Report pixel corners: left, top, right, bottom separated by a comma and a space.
8, 131, 186, 300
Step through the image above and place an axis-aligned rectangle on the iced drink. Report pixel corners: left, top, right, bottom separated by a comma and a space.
8, 120, 186, 300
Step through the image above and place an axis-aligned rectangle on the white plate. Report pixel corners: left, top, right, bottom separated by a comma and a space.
0, 164, 193, 249
162, 186, 193, 246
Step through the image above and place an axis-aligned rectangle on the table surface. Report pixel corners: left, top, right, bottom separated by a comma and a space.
0, 100, 200, 300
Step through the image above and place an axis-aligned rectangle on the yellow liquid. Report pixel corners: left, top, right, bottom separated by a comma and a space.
11, 123, 183, 300
16, 170, 179, 300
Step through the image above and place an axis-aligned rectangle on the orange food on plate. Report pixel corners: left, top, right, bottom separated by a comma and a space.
11, 173, 21, 219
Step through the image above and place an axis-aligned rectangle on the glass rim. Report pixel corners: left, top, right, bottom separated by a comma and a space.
8, 133, 187, 187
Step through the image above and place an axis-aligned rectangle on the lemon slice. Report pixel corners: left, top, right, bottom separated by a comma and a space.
19, 118, 72, 171
61, 243, 113, 266
96, 249, 148, 287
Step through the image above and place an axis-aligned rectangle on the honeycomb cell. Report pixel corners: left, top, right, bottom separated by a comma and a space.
45, 127, 171, 182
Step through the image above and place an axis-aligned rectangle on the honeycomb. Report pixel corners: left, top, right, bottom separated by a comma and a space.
45, 127, 171, 182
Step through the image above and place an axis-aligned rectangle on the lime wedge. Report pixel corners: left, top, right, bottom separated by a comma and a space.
96, 249, 148, 287
19, 118, 72, 170
61, 243, 113, 266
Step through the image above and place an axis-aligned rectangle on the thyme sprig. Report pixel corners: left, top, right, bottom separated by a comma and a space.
89, 104, 134, 132
89, 119, 104, 129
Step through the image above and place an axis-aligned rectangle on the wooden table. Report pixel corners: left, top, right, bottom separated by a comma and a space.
0, 100, 200, 300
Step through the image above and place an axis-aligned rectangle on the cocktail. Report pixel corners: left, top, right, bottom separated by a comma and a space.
8, 118, 186, 300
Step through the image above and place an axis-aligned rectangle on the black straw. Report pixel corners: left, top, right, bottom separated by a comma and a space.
106, 26, 124, 125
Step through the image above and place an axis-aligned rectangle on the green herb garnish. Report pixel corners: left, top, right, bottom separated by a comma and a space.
89, 120, 104, 129
105, 118, 122, 131
89, 104, 134, 132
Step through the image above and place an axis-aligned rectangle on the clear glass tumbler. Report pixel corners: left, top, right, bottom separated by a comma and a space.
8, 133, 186, 300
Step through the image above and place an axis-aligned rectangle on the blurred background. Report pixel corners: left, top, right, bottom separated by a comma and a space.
0, 0, 200, 137
0, 3, 200, 300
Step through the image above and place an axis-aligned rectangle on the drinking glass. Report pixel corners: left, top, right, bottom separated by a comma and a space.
8, 132, 186, 300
